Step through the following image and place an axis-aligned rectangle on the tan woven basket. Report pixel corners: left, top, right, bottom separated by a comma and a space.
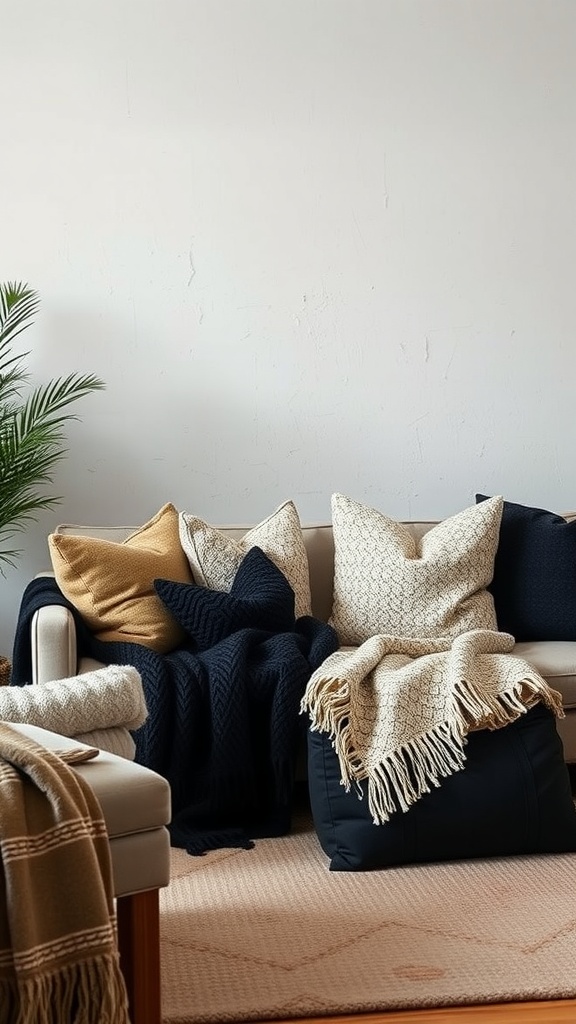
0, 656, 11, 686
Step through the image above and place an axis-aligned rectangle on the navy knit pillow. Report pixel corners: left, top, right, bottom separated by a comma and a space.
476, 494, 576, 641
308, 704, 576, 871
155, 546, 295, 651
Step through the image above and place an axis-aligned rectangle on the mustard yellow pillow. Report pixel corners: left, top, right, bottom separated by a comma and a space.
48, 503, 193, 652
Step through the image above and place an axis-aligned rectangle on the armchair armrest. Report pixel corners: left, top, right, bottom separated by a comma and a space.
31, 604, 78, 684
27, 572, 106, 685
18, 576, 138, 758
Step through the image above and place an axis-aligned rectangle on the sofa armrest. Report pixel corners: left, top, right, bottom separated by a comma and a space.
31, 604, 77, 684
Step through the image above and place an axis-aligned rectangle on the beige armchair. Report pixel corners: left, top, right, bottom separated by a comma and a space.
8, 722, 171, 1024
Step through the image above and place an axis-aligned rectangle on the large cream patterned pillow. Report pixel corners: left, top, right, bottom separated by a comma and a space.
178, 500, 312, 619
329, 493, 503, 644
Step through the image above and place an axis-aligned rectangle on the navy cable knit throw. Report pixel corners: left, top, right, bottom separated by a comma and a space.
12, 549, 338, 854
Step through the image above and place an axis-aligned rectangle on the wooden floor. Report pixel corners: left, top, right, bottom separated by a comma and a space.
269, 1000, 576, 1023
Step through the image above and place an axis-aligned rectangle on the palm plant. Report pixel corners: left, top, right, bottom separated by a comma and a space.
0, 282, 104, 570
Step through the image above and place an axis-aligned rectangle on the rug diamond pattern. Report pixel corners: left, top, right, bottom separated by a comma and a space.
160, 828, 576, 1023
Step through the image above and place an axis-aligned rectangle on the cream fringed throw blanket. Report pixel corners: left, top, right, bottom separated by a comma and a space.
0, 723, 130, 1024
301, 629, 564, 825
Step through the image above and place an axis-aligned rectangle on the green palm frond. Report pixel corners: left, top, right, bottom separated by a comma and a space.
18, 374, 105, 428
0, 282, 39, 358
0, 282, 104, 570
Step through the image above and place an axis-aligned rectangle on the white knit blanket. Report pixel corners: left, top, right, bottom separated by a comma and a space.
301, 629, 564, 824
0, 665, 147, 740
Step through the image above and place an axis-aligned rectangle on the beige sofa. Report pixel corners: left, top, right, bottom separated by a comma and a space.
30, 518, 576, 763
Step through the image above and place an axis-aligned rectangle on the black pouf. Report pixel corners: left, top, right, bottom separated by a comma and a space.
308, 703, 576, 870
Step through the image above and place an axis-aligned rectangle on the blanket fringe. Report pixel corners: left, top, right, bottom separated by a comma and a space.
301, 673, 351, 737
0, 953, 129, 1024
453, 674, 564, 732
365, 674, 563, 823
172, 827, 255, 856
301, 666, 565, 826
365, 719, 468, 823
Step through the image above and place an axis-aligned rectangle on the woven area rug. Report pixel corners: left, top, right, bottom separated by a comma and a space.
159, 800, 576, 1023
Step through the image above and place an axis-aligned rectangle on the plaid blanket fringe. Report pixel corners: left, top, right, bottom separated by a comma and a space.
0, 723, 129, 1024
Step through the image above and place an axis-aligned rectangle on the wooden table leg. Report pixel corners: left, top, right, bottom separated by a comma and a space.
117, 889, 161, 1024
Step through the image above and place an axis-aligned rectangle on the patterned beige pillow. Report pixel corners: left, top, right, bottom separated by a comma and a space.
329, 493, 503, 644
178, 499, 312, 619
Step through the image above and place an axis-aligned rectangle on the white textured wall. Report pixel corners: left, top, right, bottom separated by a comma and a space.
1, 0, 575, 656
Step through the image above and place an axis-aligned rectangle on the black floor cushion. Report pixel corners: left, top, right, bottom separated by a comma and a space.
308, 703, 576, 871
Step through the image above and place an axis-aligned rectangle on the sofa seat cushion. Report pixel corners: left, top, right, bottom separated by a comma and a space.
514, 641, 576, 710
9, 723, 171, 840
9, 723, 172, 897
308, 703, 576, 871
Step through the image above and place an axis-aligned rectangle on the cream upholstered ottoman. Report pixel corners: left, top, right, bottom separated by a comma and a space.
9, 722, 171, 1024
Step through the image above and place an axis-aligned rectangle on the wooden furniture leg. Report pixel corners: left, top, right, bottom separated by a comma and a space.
117, 889, 161, 1024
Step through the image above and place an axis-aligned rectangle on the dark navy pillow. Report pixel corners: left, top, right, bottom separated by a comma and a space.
308, 704, 576, 871
155, 546, 295, 650
476, 494, 576, 641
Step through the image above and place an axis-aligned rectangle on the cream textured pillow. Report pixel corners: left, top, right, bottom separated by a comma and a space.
49, 503, 193, 653
329, 493, 503, 644
178, 499, 312, 618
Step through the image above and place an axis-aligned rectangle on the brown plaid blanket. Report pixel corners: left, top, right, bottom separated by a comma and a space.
0, 723, 129, 1023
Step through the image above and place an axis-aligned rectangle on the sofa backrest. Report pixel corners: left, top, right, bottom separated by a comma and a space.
54, 518, 448, 622
55, 512, 576, 623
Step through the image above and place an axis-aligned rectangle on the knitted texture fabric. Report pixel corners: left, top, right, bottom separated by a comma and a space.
71, 727, 136, 760
14, 570, 338, 853
179, 499, 313, 619
0, 723, 129, 1024
302, 629, 564, 825
154, 546, 297, 646
2, 665, 147, 736
329, 493, 503, 644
